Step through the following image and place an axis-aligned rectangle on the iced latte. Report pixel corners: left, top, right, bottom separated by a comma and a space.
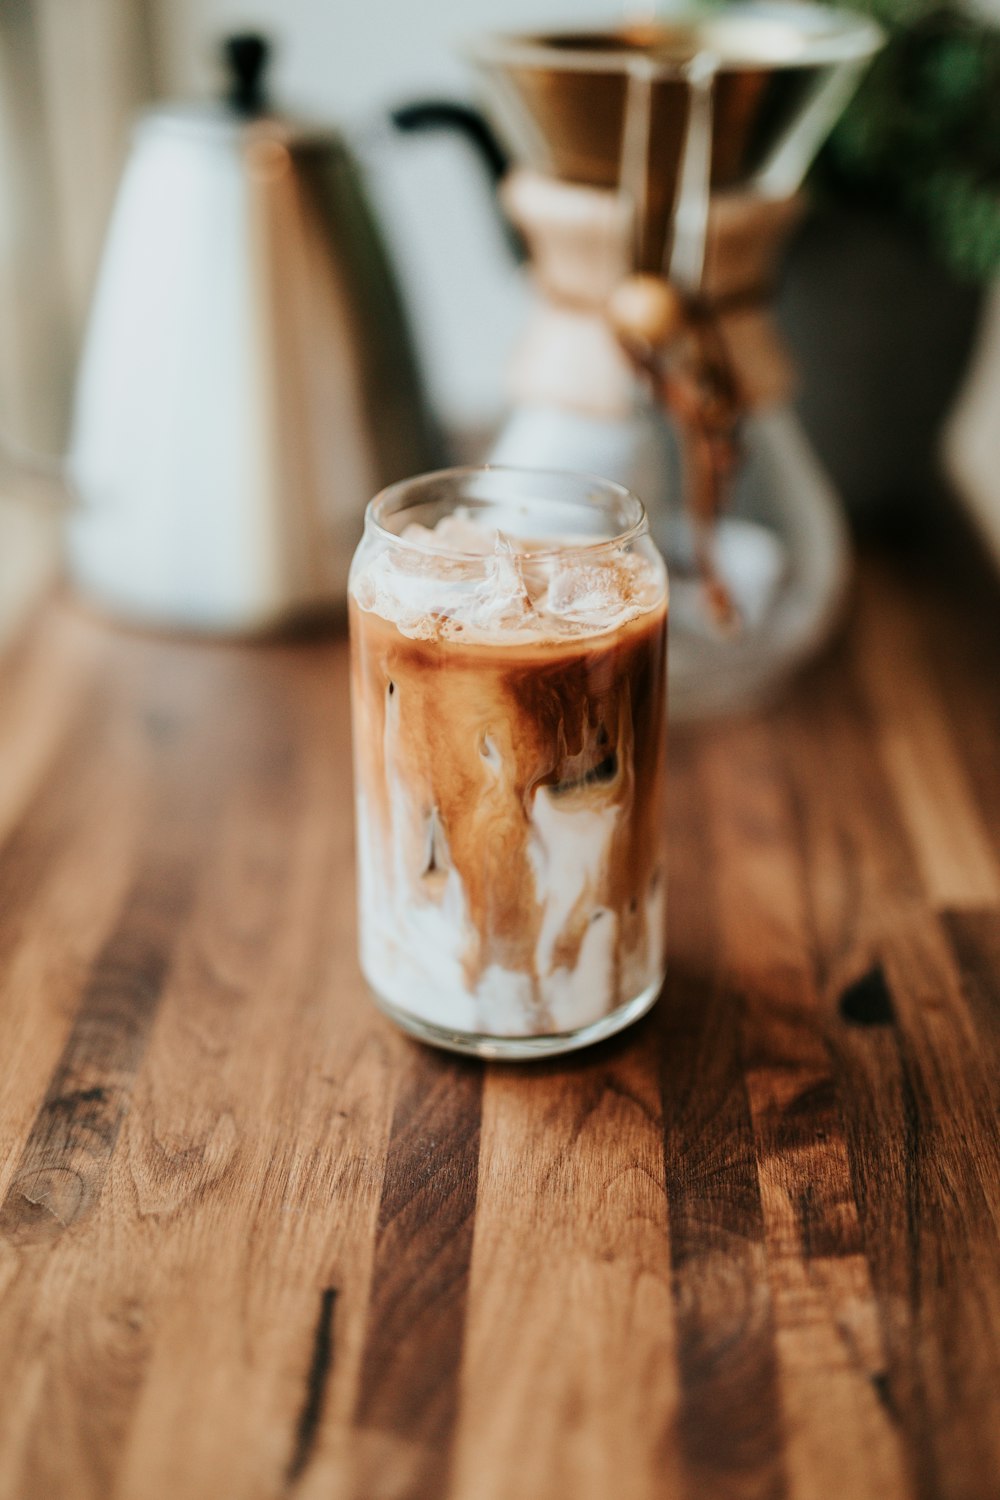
348, 468, 668, 1057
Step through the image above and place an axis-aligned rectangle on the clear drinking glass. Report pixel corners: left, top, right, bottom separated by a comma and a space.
348, 466, 668, 1059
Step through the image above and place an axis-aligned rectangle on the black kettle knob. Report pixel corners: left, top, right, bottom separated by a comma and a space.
223, 33, 272, 116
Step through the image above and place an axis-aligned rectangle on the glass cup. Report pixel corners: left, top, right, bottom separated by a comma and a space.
348, 466, 668, 1058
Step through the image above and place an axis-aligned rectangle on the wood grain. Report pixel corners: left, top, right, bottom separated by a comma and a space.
452, 1033, 676, 1500
660, 736, 786, 1500
0, 517, 999, 1500
352, 1047, 481, 1500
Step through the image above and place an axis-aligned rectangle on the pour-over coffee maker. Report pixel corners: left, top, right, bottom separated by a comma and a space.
459, 2, 883, 717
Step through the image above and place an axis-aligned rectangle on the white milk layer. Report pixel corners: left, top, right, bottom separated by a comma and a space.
356, 790, 666, 1038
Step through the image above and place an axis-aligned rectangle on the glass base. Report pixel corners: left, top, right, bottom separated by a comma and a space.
369, 976, 664, 1060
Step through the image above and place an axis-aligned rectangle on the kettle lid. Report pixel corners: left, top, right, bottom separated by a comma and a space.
222, 32, 272, 115
136, 32, 339, 150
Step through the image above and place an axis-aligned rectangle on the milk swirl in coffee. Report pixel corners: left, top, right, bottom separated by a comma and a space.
349, 476, 668, 1051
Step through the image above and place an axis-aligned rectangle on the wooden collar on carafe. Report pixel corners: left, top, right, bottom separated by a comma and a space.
502, 169, 803, 410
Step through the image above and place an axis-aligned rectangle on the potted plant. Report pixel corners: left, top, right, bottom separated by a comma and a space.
778, 0, 1000, 531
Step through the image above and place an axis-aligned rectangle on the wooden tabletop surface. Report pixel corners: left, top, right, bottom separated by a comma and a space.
1, 519, 999, 1500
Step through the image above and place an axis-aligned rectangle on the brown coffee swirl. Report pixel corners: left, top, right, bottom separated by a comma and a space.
350, 520, 667, 1038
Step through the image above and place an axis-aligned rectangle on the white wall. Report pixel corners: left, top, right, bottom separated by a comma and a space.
149, 0, 625, 121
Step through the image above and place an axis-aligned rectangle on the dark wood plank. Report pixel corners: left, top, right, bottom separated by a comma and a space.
0, 845, 204, 1245
941, 908, 1000, 1067
107, 645, 399, 1500
852, 564, 1000, 908
777, 600, 1000, 1500
451, 1031, 677, 1500
659, 734, 788, 1500
0, 628, 242, 1245
891, 515, 1000, 869
351, 1048, 481, 1500
701, 719, 910, 1500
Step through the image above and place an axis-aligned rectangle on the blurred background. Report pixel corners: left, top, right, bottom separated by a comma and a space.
1, 0, 999, 669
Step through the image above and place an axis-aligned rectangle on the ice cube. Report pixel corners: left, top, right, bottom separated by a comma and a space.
466, 531, 534, 631
545, 559, 618, 623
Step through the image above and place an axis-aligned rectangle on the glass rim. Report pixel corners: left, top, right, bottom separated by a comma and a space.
464, 3, 885, 77
366, 464, 650, 563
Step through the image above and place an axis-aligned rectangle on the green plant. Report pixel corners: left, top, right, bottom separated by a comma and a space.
817, 0, 1000, 280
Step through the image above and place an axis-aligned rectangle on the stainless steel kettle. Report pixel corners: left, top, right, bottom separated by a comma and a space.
68, 34, 439, 633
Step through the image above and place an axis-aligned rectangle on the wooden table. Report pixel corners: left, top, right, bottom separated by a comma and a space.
1, 522, 999, 1500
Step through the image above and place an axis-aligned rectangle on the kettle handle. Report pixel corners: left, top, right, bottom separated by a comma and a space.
390, 99, 525, 261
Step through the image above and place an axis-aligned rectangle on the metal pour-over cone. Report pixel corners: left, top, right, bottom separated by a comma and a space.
468, 2, 882, 277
